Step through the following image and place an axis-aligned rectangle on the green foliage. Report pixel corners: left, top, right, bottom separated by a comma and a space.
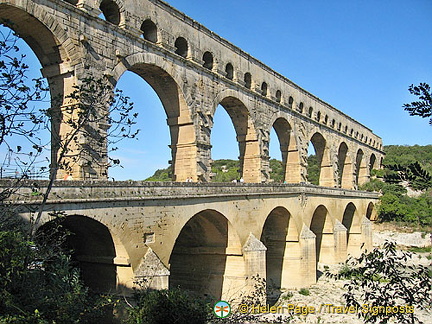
0, 223, 115, 323
403, 83, 432, 125
269, 159, 284, 182
211, 159, 240, 182
145, 166, 172, 181
307, 155, 320, 185
327, 241, 432, 324
298, 288, 310, 296
126, 287, 212, 324
383, 145, 432, 175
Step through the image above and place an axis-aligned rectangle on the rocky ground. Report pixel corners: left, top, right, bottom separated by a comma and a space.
255, 223, 432, 323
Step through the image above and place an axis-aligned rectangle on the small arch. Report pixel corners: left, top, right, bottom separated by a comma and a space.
308, 107, 313, 118
244, 72, 252, 89
316, 111, 321, 122
225, 63, 234, 80
344, 126, 348, 134
331, 119, 335, 128
370, 153, 377, 173
337, 122, 342, 131
202, 51, 213, 70
324, 115, 328, 124
288, 96, 294, 109
366, 202, 377, 220
261, 82, 268, 96
174, 37, 188, 58
298, 102, 304, 113
342, 203, 362, 255
99, 0, 120, 25
140, 19, 158, 43
275, 90, 282, 103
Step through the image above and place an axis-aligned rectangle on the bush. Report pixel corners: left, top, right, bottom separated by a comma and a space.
126, 287, 212, 324
327, 241, 432, 324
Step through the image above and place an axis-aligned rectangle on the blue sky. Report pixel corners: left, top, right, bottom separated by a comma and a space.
1, 0, 431, 180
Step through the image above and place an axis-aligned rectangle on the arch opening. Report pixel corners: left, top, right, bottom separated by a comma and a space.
37, 215, 117, 293
203, 51, 213, 70
261, 82, 268, 96
338, 142, 349, 188
269, 118, 299, 183
169, 210, 243, 300
212, 97, 260, 182
261, 207, 299, 303
174, 37, 188, 58
225, 63, 234, 80
275, 90, 282, 103
244, 72, 252, 89
113, 62, 194, 181
307, 133, 333, 187
140, 19, 157, 43
310, 206, 333, 275
342, 203, 362, 256
99, 0, 120, 25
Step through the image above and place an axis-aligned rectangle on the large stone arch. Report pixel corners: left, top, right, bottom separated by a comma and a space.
37, 215, 125, 293
342, 202, 362, 256
0, 1, 82, 179
309, 132, 334, 187
355, 148, 369, 187
310, 205, 335, 267
112, 53, 197, 181
261, 206, 300, 303
168, 209, 245, 300
212, 91, 261, 182
269, 117, 301, 183
338, 142, 353, 189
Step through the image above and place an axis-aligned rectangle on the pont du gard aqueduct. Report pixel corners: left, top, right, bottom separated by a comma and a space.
1, 0, 384, 300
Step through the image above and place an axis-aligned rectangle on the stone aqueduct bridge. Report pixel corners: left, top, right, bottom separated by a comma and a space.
1, 0, 383, 300
9, 180, 377, 300
0, 0, 384, 186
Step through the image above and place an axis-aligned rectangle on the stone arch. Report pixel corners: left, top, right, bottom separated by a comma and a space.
338, 142, 352, 189
225, 63, 234, 80
140, 19, 158, 43
275, 90, 282, 103
342, 203, 362, 255
37, 215, 121, 293
99, 0, 121, 25
169, 209, 244, 300
310, 205, 334, 267
288, 96, 294, 109
112, 53, 197, 181
212, 92, 261, 182
202, 51, 213, 70
370, 153, 377, 173
308, 107, 313, 118
244, 72, 252, 89
174, 36, 188, 58
355, 149, 368, 187
365, 202, 377, 221
309, 132, 334, 187
270, 117, 301, 183
0, 1, 80, 179
261, 82, 268, 96
261, 206, 300, 302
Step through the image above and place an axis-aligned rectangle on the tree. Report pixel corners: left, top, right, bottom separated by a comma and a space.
327, 241, 432, 324
403, 83, 432, 125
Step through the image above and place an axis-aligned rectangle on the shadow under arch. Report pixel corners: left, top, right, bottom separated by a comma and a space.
112, 56, 196, 181
366, 202, 377, 221
213, 95, 261, 182
37, 215, 117, 293
342, 202, 362, 256
271, 118, 300, 183
261, 206, 300, 304
310, 205, 334, 274
169, 209, 244, 301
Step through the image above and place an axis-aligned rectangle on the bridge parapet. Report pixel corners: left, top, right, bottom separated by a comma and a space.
1, 179, 379, 203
